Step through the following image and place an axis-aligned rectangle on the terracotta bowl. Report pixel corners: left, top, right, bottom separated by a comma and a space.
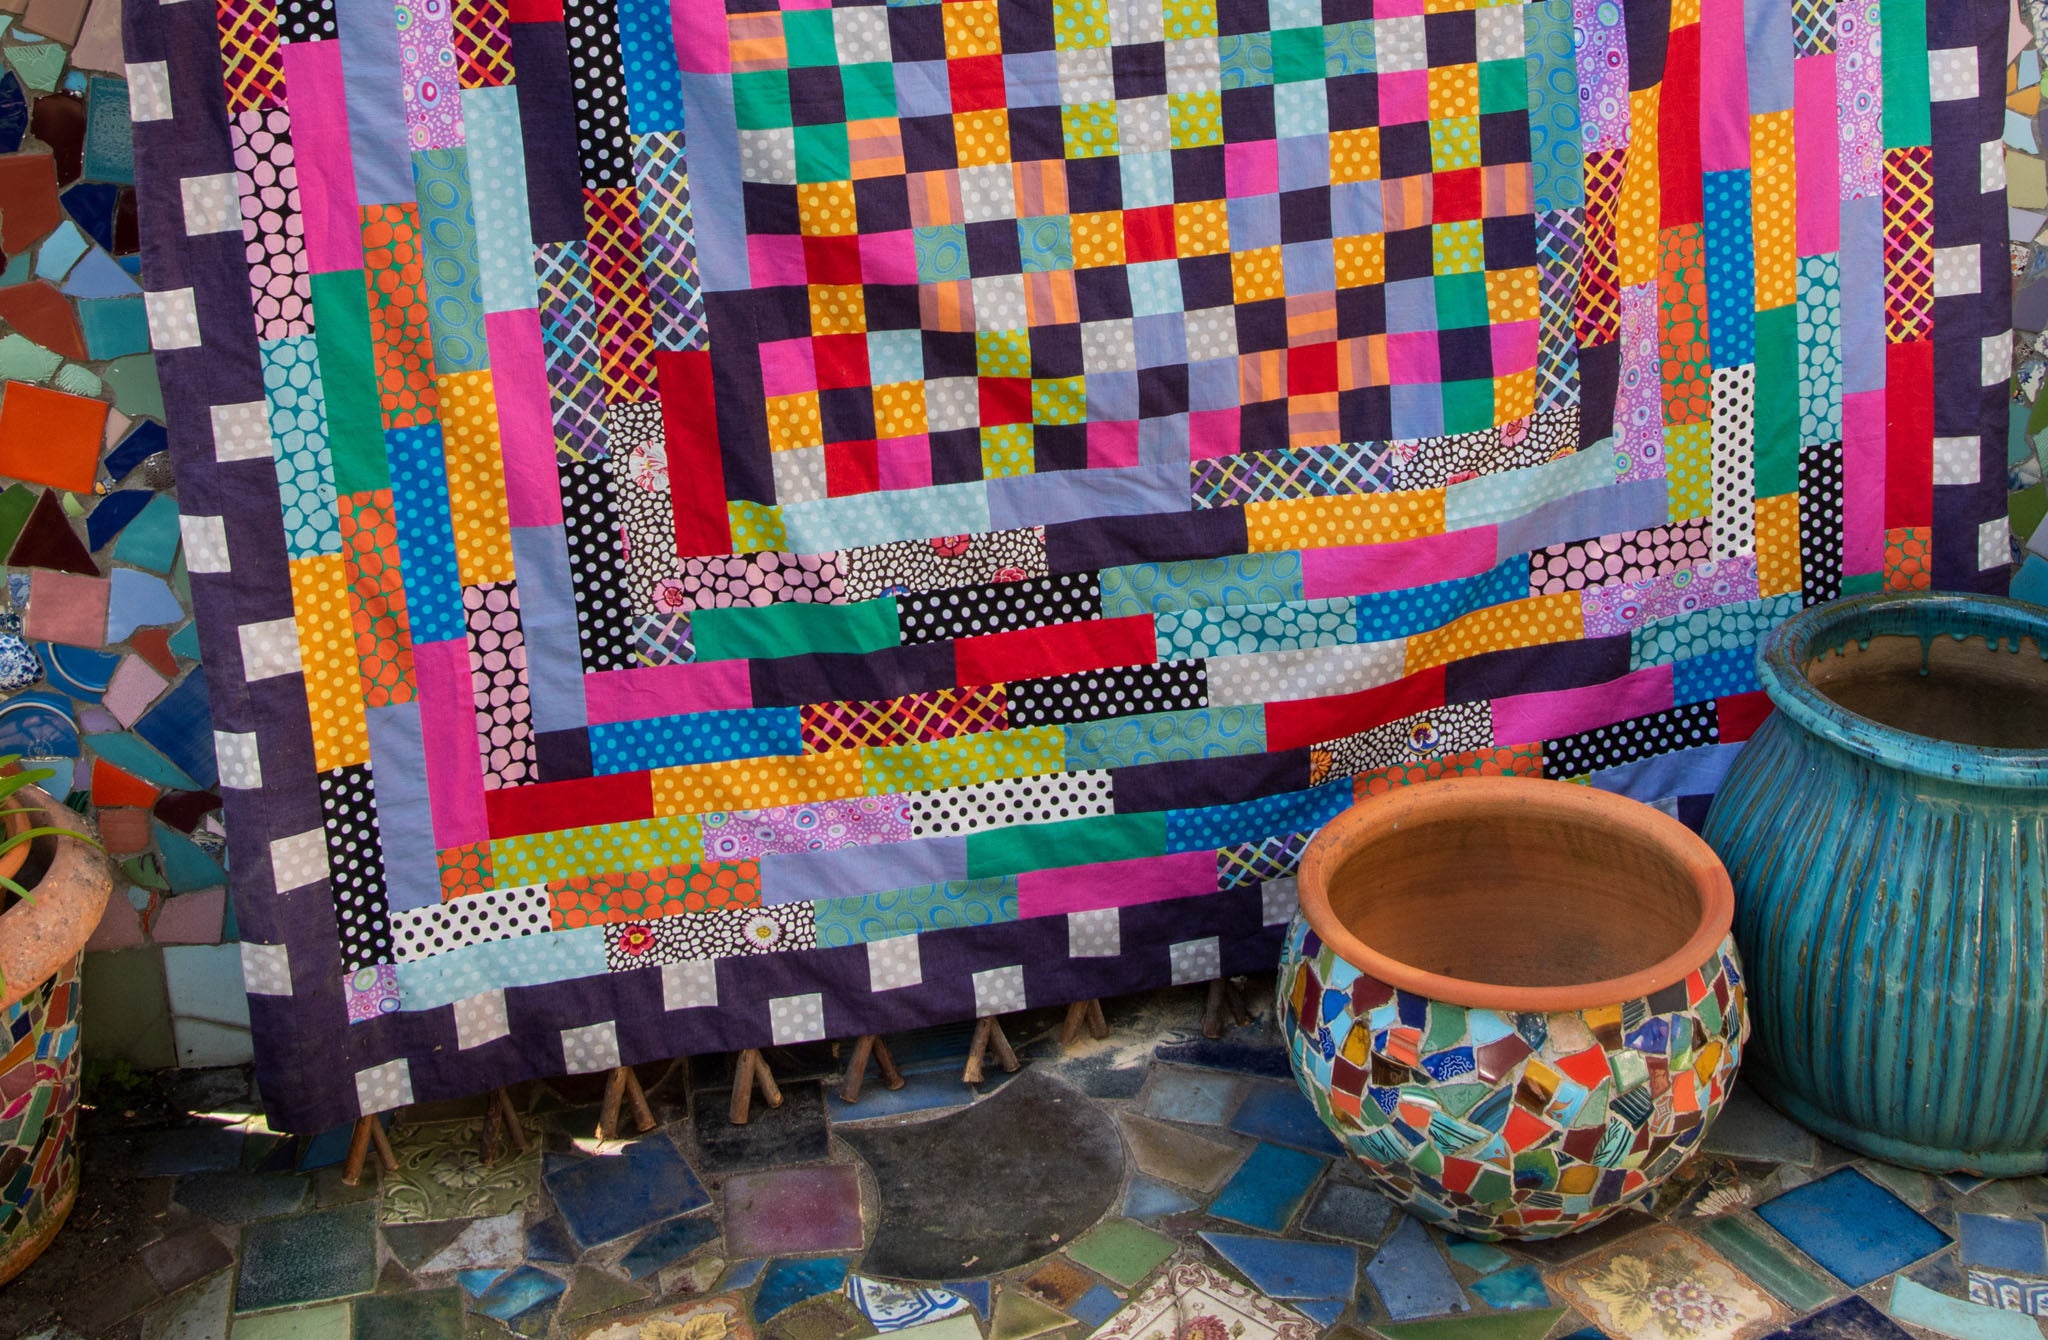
1276, 776, 1747, 1239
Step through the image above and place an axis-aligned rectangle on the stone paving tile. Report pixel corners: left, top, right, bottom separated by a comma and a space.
724, 1164, 864, 1257
140, 1222, 235, 1291
235, 1202, 378, 1313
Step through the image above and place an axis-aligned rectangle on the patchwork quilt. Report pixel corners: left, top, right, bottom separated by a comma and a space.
126, 0, 2011, 1130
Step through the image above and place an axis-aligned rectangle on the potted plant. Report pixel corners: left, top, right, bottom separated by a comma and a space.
0, 758, 112, 1284
1703, 592, 2048, 1174
1278, 776, 1747, 1239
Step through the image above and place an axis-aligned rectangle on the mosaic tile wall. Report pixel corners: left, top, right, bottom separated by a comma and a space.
0, 0, 246, 1072
0, 0, 2039, 1076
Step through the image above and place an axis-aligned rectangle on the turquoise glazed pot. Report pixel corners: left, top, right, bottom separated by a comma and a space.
1277, 777, 1747, 1239
1703, 592, 2048, 1175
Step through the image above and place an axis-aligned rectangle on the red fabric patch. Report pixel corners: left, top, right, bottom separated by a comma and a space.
825, 439, 881, 495
1432, 168, 1482, 223
813, 333, 871, 390
948, 54, 1006, 112
1122, 205, 1177, 263
1716, 691, 1773, 742
979, 376, 1032, 425
1265, 666, 1448, 752
486, 772, 653, 839
955, 615, 1158, 686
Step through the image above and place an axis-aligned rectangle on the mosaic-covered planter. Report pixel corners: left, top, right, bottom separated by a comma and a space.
0, 789, 112, 1285
1704, 593, 2048, 1176
1278, 777, 1747, 1239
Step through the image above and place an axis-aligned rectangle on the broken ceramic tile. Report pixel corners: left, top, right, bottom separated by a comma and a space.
1207, 1143, 1325, 1233
1085, 1261, 1318, 1340
543, 1136, 707, 1249
1199, 1231, 1356, 1301
576, 1294, 750, 1340
1116, 1112, 1245, 1192
846, 1277, 974, 1334
1548, 1226, 1786, 1340
619, 1215, 719, 1279
1364, 1217, 1466, 1322
754, 1257, 854, 1323
1065, 1219, 1175, 1289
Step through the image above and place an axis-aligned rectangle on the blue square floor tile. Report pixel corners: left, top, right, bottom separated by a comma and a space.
1365, 1215, 1467, 1321
1756, 1168, 1951, 1287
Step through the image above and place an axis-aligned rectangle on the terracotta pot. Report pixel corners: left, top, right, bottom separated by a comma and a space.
1704, 592, 2048, 1174
1276, 776, 1747, 1239
0, 787, 112, 1285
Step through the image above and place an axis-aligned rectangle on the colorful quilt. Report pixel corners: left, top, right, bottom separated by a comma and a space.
126, 0, 2011, 1130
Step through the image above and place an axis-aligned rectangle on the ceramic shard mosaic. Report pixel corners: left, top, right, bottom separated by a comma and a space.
125, 0, 2011, 1129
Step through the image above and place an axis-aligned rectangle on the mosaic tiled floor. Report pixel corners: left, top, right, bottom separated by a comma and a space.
5, 984, 2046, 1340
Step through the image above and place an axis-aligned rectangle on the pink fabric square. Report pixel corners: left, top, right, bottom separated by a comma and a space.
877, 436, 933, 490
1188, 408, 1240, 459
1088, 420, 1139, 468
749, 234, 809, 289
759, 337, 818, 398
859, 230, 919, 285
1374, 0, 1423, 14
1488, 320, 1538, 375
672, 0, 731, 72
1386, 331, 1440, 384
1378, 70, 1428, 124
1225, 140, 1278, 198
486, 309, 561, 526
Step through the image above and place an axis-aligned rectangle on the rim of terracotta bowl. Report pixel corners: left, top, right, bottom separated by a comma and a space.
0, 787, 112, 1013
1296, 775, 1734, 1013
1757, 591, 2048, 789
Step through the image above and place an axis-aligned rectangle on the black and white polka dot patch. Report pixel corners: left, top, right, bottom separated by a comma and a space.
563, 0, 634, 189
1798, 441, 1845, 606
895, 572, 1101, 644
275, 0, 338, 44
905, 771, 1118, 838
1541, 701, 1719, 779
1006, 662, 1208, 727
390, 884, 552, 963
320, 765, 393, 970
559, 457, 636, 671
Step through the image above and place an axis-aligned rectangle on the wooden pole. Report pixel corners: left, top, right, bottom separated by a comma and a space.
840, 1034, 909, 1103
1060, 999, 1111, 1046
342, 1115, 399, 1185
962, 1016, 1021, 1084
1202, 977, 1251, 1039
728, 1049, 783, 1125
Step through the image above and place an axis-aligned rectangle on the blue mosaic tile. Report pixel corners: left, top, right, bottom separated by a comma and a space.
1365, 1216, 1467, 1321
1890, 1276, 2041, 1340
1957, 1214, 2048, 1275
1443, 1238, 1510, 1275
1469, 1265, 1549, 1311
1154, 1038, 1293, 1081
1207, 1143, 1326, 1232
473, 1266, 567, 1321
1144, 1068, 1239, 1126
1227, 1083, 1346, 1157
525, 1217, 579, 1265
1756, 1168, 1951, 1287
1296, 1299, 1346, 1327
1124, 1174, 1199, 1220
720, 1259, 768, 1290
946, 1281, 990, 1317
1299, 1183, 1399, 1245
619, 1214, 719, 1279
1070, 1285, 1124, 1327
1762, 1295, 1915, 1340
542, 1137, 709, 1249
753, 1257, 853, 1322
1199, 1231, 1356, 1300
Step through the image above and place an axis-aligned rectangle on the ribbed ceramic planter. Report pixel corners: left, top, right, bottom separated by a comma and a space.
1278, 777, 1747, 1239
1703, 592, 2048, 1175
0, 789, 111, 1285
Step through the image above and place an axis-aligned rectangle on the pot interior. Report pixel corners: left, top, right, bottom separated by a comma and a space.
1323, 810, 1703, 990
1803, 633, 2048, 750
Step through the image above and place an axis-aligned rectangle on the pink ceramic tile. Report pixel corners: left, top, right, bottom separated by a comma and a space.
22, 570, 109, 648
101, 656, 170, 727
722, 1164, 863, 1258
84, 894, 145, 951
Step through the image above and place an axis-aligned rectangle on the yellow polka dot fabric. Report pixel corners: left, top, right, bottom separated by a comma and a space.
1062, 101, 1120, 158
796, 181, 858, 236
872, 381, 928, 439
941, 0, 1001, 57
1405, 591, 1585, 674
980, 423, 1035, 477
766, 391, 824, 452
862, 727, 1067, 795
953, 109, 1012, 166
1334, 233, 1385, 288
1617, 89, 1660, 290
1428, 65, 1479, 119
1330, 127, 1380, 183
1750, 110, 1796, 310
1071, 211, 1126, 268
493, 815, 705, 888
1755, 493, 1802, 596
435, 370, 514, 586
1485, 266, 1539, 323
1433, 219, 1485, 275
808, 283, 867, 335
653, 751, 865, 816
1666, 420, 1713, 521
1169, 91, 1224, 148
727, 500, 786, 552
1232, 246, 1285, 303
1493, 369, 1536, 423
1174, 199, 1229, 256
1245, 490, 1446, 551
291, 552, 370, 771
